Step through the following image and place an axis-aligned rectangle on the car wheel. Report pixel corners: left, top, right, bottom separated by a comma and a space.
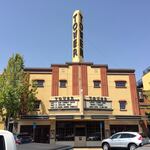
102, 143, 110, 150
128, 143, 137, 150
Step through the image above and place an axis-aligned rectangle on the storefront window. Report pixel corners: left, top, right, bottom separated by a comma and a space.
56, 121, 104, 141
56, 122, 74, 141
86, 122, 104, 141
110, 125, 138, 135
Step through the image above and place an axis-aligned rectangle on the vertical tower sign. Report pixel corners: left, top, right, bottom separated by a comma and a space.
72, 10, 84, 62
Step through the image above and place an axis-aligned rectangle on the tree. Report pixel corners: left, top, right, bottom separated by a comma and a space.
0, 54, 37, 130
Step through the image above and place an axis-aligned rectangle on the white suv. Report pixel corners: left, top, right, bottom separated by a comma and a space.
102, 132, 143, 150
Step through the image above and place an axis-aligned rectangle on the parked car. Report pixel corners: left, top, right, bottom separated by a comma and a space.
14, 133, 32, 144
101, 132, 144, 150
0, 130, 17, 150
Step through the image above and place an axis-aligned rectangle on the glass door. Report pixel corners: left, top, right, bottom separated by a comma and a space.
75, 126, 86, 147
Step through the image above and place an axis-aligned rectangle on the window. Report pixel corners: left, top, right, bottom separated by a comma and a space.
93, 80, 101, 88
120, 133, 136, 138
120, 133, 130, 138
119, 101, 127, 110
115, 81, 126, 88
34, 100, 41, 110
138, 90, 144, 102
111, 133, 121, 139
32, 80, 44, 87
59, 80, 67, 88
0, 135, 5, 150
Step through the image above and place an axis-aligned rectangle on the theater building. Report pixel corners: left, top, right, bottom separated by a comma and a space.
18, 10, 143, 147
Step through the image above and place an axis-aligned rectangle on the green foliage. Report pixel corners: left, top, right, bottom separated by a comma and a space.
0, 54, 37, 123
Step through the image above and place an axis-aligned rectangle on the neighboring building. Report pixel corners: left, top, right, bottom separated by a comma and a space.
137, 67, 150, 137
18, 10, 143, 147
142, 67, 150, 91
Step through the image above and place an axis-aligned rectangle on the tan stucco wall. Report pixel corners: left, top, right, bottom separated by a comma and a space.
87, 67, 102, 96
142, 72, 150, 91
29, 74, 52, 114
28, 68, 135, 117
107, 74, 133, 115
59, 67, 72, 96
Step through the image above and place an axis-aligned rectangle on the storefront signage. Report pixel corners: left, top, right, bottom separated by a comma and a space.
50, 100, 78, 110
51, 96, 79, 101
84, 96, 109, 101
72, 10, 84, 62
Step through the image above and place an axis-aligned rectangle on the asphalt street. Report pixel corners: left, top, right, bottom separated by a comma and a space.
17, 143, 150, 150
17, 143, 73, 150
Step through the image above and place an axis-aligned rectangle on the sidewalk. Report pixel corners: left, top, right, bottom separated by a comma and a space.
17, 143, 73, 150
143, 144, 150, 147
74, 148, 102, 150
74, 144, 150, 150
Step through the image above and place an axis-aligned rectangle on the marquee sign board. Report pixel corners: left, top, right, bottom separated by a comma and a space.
50, 100, 79, 110
85, 100, 112, 110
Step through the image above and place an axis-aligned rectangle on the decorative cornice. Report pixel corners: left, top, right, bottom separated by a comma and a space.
108, 69, 135, 73
24, 67, 52, 73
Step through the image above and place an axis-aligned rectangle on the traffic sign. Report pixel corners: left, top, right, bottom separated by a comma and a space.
33, 122, 36, 129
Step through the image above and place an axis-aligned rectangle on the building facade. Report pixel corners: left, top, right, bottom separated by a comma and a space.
137, 67, 150, 137
17, 10, 143, 147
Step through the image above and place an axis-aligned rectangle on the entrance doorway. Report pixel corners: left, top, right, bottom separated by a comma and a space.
75, 126, 86, 147
34, 125, 50, 143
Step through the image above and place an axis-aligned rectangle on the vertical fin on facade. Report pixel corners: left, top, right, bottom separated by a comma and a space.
101, 67, 109, 96
72, 10, 84, 62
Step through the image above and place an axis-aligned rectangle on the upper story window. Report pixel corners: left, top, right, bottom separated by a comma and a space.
119, 100, 127, 111
93, 80, 101, 88
32, 80, 45, 87
115, 81, 127, 88
138, 89, 144, 102
34, 100, 41, 110
59, 80, 67, 88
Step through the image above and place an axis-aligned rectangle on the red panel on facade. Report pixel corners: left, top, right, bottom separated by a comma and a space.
81, 65, 88, 95
101, 67, 109, 96
52, 67, 59, 96
72, 65, 79, 95
129, 74, 140, 115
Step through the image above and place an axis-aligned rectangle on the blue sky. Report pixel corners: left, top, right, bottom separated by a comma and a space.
0, 0, 150, 80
